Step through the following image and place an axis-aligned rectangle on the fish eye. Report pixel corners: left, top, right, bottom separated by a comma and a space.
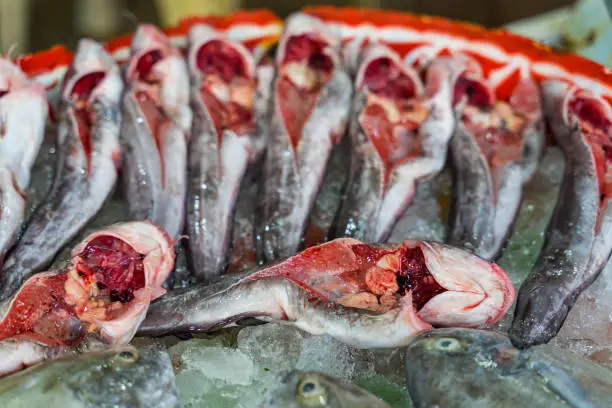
114, 349, 139, 363
433, 337, 462, 352
297, 375, 327, 406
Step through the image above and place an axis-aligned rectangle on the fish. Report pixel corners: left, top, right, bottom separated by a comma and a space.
256, 12, 352, 263
185, 25, 265, 282
0, 221, 175, 348
404, 328, 612, 408
0, 39, 123, 301
332, 45, 459, 242
137, 238, 514, 348
120, 24, 192, 240
0, 346, 180, 408
446, 53, 545, 261
510, 81, 612, 348
261, 370, 391, 408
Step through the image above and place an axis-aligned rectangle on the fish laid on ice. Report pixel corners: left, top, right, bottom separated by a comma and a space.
446, 54, 544, 260
0, 221, 174, 367
138, 238, 514, 348
405, 328, 612, 408
511, 81, 612, 348
0, 346, 180, 408
261, 370, 391, 408
185, 25, 265, 282
0, 40, 122, 301
256, 12, 352, 263
332, 45, 458, 242
120, 24, 192, 240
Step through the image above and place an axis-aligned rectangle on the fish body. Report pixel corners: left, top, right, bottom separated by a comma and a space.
261, 370, 391, 408
510, 81, 612, 348
138, 238, 514, 348
256, 13, 352, 263
120, 24, 192, 240
185, 25, 264, 281
332, 44, 455, 242
0, 346, 179, 408
405, 328, 611, 408
446, 54, 544, 261
0, 40, 122, 301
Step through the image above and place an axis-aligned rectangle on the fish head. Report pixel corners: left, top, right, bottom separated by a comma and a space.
187, 24, 257, 141
65, 221, 176, 345
0, 57, 48, 189
0, 346, 179, 407
260, 370, 391, 408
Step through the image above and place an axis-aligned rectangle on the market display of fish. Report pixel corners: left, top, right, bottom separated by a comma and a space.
256, 13, 352, 263
332, 44, 457, 242
261, 370, 392, 408
405, 328, 612, 408
137, 238, 514, 348
0, 39, 122, 301
510, 81, 612, 348
0, 346, 180, 408
120, 24, 192, 241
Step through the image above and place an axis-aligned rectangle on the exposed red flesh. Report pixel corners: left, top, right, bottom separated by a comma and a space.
362, 57, 417, 99
0, 90, 8, 98
200, 89, 254, 140
70, 71, 105, 102
0, 273, 84, 346
196, 40, 247, 82
76, 236, 145, 303
134, 49, 164, 82
278, 34, 334, 149
453, 75, 493, 108
135, 90, 169, 186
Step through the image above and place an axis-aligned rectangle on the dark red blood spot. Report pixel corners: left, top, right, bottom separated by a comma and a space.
70, 71, 105, 102
362, 57, 417, 99
568, 96, 612, 136
0, 90, 7, 98
196, 40, 247, 82
134, 49, 163, 82
76, 236, 145, 304
282, 34, 333, 74
0, 273, 84, 346
396, 247, 446, 310
453, 75, 493, 108
350, 244, 387, 264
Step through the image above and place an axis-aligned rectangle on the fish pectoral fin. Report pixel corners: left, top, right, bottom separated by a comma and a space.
530, 360, 596, 408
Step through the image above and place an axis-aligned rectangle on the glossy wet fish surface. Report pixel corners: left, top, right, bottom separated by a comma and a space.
405, 328, 612, 408
0, 346, 179, 408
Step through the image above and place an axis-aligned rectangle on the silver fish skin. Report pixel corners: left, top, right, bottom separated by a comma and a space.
446, 54, 544, 261
261, 370, 391, 408
0, 58, 48, 262
0, 346, 180, 408
332, 47, 457, 242
0, 39, 122, 301
405, 328, 610, 408
510, 81, 612, 348
120, 24, 192, 240
185, 25, 265, 282
256, 13, 352, 263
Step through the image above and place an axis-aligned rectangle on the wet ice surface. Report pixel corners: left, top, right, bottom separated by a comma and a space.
21, 132, 612, 406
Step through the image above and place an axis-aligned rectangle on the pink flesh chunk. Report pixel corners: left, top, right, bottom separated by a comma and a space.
277, 34, 334, 149
361, 57, 417, 99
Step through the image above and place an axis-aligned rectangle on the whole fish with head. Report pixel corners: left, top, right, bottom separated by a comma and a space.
185, 24, 266, 282
0, 221, 174, 368
446, 53, 544, 261
0, 57, 48, 263
0, 346, 180, 408
138, 238, 514, 348
0, 39, 122, 301
405, 328, 612, 408
331, 44, 457, 243
256, 12, 352, 263
510, 81, 612, 348
120, 24, 192, 241
261, 370, 391, 408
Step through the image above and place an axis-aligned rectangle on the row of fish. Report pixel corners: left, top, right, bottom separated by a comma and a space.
1, 327, 610, 407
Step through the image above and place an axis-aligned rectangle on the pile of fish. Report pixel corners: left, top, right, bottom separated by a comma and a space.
0, 5, 611, 407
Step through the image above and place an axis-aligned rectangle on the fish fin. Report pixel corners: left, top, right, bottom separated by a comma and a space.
530, 360, 596, 408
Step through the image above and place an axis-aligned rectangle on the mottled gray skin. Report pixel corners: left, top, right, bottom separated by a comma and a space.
510, 80, 612, 349
256, 67, 352, 263
447, 82, 544, 261
405, 328, 609, 408
0, 346, 179, 408
261, 370, 391, 408
0, 99, 120, 301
